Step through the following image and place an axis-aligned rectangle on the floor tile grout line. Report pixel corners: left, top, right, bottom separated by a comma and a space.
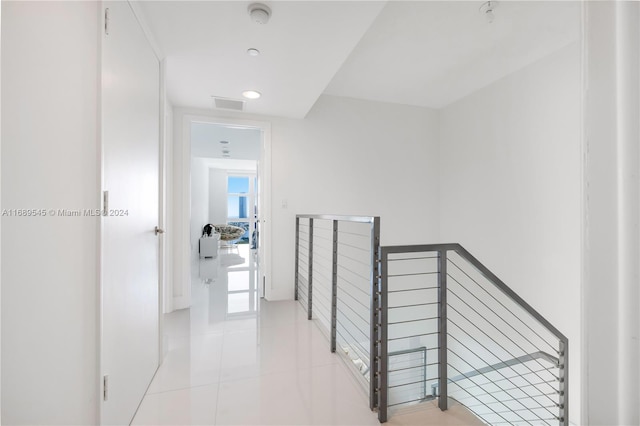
144, 380, 222, 397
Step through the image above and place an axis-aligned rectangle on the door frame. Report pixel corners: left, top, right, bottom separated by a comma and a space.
158, 59, 167, 365
178, 114, 272, 306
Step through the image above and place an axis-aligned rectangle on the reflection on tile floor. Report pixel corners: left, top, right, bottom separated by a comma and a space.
132, 245, 482, 425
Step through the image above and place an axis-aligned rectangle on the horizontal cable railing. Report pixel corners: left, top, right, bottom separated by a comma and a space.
378, 244, 568, 425
294, 214, 380, 409
378, 249, 440, 419
294, 217, 568, 425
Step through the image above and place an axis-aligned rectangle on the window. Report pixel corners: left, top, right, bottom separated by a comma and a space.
227, 174, 256, 245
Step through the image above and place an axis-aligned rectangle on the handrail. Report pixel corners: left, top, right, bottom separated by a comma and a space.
295, 214, 377, 223
378, 243, 568, 425
381, 243, 568, 342
454, 245, 568, 343
294, 218, 568, 426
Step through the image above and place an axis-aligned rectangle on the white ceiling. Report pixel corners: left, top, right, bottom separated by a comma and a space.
324, 1, 580, 108
139, 1, 580, 117
191, 123, 261, 160
139, 1, 386, 118
201, 158, 258, 172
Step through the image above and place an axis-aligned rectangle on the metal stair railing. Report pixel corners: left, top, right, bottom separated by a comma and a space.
294, 214, 381, 408
437, 350, 560, 388
377, 244, 568, 425
294, 216, 568, 426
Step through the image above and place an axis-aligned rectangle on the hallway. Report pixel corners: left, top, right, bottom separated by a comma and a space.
131, 246, 480, 425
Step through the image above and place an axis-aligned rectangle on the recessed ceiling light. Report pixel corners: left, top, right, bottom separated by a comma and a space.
242, 90, 261, 100
220, 140, 230, 144
247, 48, 260, 57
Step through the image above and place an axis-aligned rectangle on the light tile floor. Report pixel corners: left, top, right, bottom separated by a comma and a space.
132, 245, 482, 425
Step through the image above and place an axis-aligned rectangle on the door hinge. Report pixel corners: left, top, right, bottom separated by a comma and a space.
103, 375, 109, 401
103, 190, 109, 215
104, 8, 110, 35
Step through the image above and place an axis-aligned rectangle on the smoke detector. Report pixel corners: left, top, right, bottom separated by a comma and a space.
479, 1, 498, 24
248, 3, 271, 25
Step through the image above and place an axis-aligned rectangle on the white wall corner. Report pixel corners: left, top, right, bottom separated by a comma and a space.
583, 1, 640, 424
127, 1, 164, 60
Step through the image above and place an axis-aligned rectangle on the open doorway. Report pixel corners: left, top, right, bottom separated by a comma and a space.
177, 116, 272, 314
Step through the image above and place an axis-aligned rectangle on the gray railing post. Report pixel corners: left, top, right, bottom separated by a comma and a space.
331, 220, 338, 353
294, 216, 300, 301
559, 339, 568, 426
369, 217, 380, 410
370, 217, 381, 411
293, 233, 569, 424
437, 249, 448, 411
378, 248, 388, 423
307, 218, 314, 320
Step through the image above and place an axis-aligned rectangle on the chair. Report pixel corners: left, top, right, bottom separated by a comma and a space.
213, 224, 245, 243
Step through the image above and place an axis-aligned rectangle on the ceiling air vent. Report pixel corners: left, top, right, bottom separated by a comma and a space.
212, 97, 245, 111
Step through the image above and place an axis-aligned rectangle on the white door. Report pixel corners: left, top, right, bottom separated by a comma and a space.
101, 2, 160, 424
256, 162, 265, 297
257, 132, 271, 298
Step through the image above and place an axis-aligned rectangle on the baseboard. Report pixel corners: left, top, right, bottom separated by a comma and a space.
264, 288, 292, 301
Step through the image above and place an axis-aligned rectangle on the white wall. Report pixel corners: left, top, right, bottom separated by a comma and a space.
191, 157, 210, 265
584, 2, 640, 424
0, 0, 4, 416
1, 2, 99, 423
209, 168, 227, 225
439, 43, 581, 423
270, 96, 441, 300
173, 95, 441, 300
